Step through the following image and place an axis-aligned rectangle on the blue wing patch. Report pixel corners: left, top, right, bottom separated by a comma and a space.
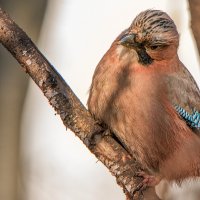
175, 105, 200, 129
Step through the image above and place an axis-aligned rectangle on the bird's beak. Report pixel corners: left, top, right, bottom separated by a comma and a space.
119, 33, 136, 47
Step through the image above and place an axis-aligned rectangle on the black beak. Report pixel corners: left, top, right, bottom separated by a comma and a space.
119, 33, 136, 46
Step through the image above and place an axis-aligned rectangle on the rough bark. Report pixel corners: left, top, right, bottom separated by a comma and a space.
0, 8, 161, 200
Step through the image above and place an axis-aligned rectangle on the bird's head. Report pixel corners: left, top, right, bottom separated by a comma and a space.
118, 10, 179, 65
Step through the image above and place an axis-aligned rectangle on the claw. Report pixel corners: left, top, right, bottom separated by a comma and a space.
133, 171, 161, 193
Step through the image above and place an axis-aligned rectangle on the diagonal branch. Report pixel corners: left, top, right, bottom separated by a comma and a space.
0, 8, 161, 200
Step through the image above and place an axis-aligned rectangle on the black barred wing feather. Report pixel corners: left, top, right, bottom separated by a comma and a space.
175, 105, 200, 129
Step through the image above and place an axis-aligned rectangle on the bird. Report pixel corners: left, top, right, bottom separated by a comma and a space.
87, 9, 200, 187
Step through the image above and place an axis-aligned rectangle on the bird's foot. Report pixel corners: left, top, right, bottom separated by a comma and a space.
139, 172, 160, 186
135, 171, 161, 190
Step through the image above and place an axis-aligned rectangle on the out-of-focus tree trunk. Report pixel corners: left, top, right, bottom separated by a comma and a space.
0, 1, 46, 199
188, 0, 200, 59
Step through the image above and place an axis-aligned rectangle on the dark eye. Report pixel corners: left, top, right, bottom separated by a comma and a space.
150, 45, 159, 50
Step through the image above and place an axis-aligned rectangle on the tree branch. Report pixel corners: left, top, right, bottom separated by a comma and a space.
0, 8, 161, 200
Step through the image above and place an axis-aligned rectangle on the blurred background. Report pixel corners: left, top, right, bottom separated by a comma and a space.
0, 0, 200, 200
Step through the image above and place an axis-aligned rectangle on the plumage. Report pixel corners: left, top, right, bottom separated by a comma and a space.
175, 105, 200, 129
88, 9, 200, 186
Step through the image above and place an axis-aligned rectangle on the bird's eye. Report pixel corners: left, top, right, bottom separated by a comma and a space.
150, 45, 159, 50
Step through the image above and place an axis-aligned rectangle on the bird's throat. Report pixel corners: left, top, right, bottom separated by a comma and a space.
136, 48, 153, 66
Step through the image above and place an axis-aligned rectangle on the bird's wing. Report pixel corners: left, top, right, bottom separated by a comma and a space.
167, 63, 200, 131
